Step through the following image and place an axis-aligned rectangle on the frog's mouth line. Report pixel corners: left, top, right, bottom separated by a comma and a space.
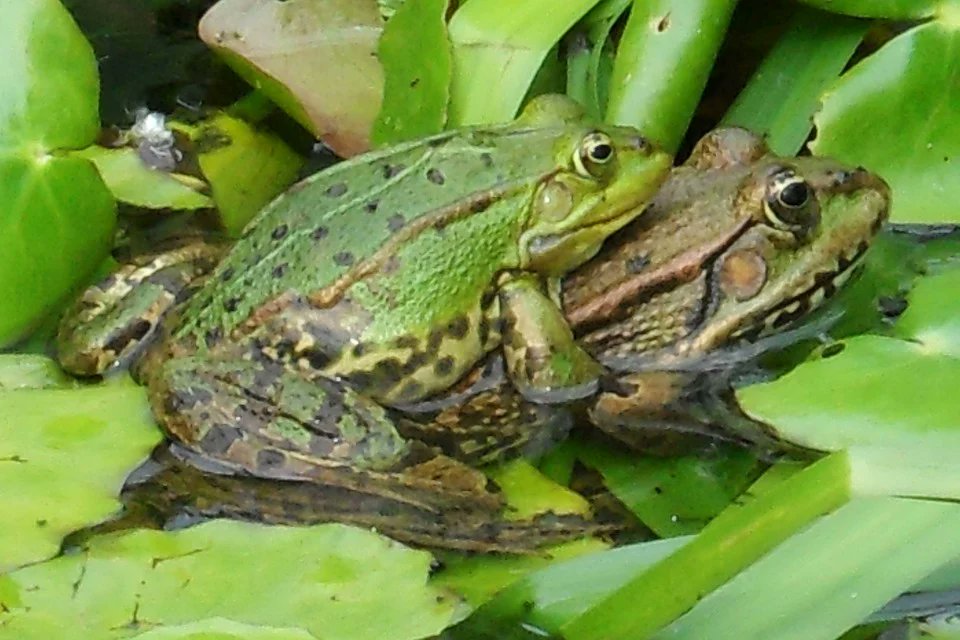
524, 215, 641, 273
736, 238, 872, 341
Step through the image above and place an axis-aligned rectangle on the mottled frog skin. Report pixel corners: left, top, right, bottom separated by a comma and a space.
57, 95, 671, 481
410, 127, 891, 458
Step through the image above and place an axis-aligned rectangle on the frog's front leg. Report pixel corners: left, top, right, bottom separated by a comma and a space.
498, 274, 604, 402
57, 242, 225, 375
146, 354, 415, 480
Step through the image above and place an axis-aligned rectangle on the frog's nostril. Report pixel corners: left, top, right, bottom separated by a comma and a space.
627, 136, 651, 154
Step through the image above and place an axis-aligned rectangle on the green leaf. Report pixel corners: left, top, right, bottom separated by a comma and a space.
560, 454, 851, 640
576, 439, 763, 537
0, 521, 459, 640
447, 0, 603, 126
75, 146, 214, 211
738, 267, 960, 499
722, 7, 866, 155
199, 0, 384, 157
486, 459, 592, 519
371, 0, 451, 145
0, 0, 116, 345
434, 538, 609, 609
811, 21, 960, 223
0, 354, 73, 391
445, 537, 688, 639
0, 371, 160, 571
796, 0, 940, 19
660, 498, 960, 640
565, 0, 631, 120
128, 619, 316, 640
605, 0, 737, 152
190, 112, 304, 236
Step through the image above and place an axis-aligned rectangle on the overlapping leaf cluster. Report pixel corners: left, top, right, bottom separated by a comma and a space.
2, 0, 960, 638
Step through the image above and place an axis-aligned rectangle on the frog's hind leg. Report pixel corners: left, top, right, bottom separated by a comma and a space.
57, 242, 225, 375
148, 356, 414, 481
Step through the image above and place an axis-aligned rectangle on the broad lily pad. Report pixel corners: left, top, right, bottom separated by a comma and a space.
0, 0, 116, 345
199, 0, 384, 157
811, 20, 960, 223
0, 521, 459, 640
576, 439, 763, 537
739, 267, 960, 498
0, 364, 159, 571
76, 146, 213, 211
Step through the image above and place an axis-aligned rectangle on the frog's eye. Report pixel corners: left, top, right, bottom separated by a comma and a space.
573, 132, 615, 178
764, 168, 820, 233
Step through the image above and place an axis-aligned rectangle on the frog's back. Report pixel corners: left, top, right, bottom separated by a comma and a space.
176, 123, 585, 343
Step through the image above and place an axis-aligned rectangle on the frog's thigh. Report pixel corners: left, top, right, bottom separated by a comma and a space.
498, 276, 603, 402
149, 356, 410, 479
57, 243, 223, 375
398, 385, 572, 465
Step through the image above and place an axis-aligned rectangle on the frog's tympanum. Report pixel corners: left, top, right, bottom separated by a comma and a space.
56, 96, 669, 486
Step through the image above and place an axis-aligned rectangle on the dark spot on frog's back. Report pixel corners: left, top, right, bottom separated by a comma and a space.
220, 267, 235, 282
311, 226, 329, 241
426, 168, 446, 185
272, 263, 288, 278
224, 296, 241, 312
387, 214, 405, 232
626, 255, 650, 274
325, 182, 348, 198
383, 164, 404, 179
256, 448, 287, 470
427, 329, 444, 354
403, 351, 429, 374
271, 224, 289, 240
364, 200, 379, 213
199, 425, 244, 455
434, 356, 455, 377
370, 358, 405, 391
396, 380, 424, 402
205, 326, 223, 345
394, 334, 419, 350
103, 318, 152, 356
447, 315, 470, 339
333, 251, 355, 266
481, 152, 494, 168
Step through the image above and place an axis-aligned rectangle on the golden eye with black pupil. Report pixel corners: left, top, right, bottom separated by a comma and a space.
573, 132, 615, 178
763, 167, 820, 233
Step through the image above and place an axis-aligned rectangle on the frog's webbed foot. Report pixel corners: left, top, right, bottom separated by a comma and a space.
589, 370, 804, 457
148, 356, 414, 482
395, 357, 573, 465
498, 275, 603, 403
57, 242, 225, 375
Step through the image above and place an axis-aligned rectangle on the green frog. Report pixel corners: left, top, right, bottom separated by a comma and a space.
57, 94, 671, 482
105, 127, 890, 553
